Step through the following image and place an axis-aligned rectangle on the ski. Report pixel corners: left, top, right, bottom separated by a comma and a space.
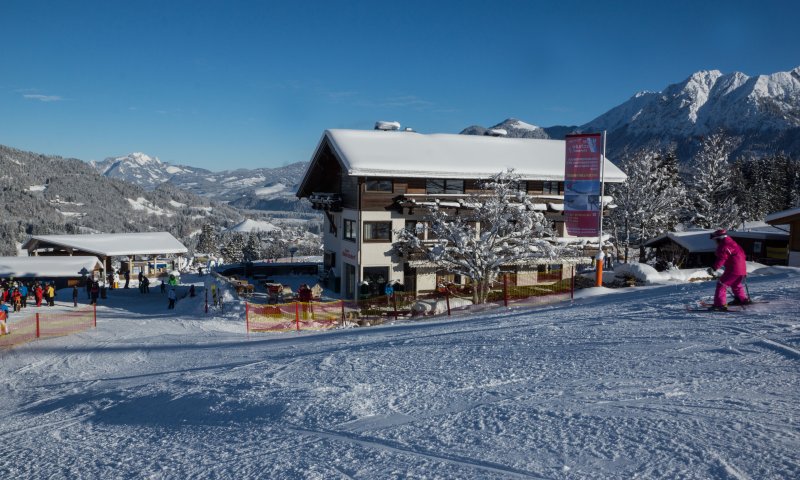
697, 300, 768, 308
686, 305, 745, 313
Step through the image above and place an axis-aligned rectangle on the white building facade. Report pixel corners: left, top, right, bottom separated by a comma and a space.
297, 128, 626, 300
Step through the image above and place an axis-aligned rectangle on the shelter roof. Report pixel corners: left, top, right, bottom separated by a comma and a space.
0, 256, 103, 278
310, 129, 627, 182
22, 232, 188, 257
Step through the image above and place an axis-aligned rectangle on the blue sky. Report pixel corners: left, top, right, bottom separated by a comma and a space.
1, 0, 797, 170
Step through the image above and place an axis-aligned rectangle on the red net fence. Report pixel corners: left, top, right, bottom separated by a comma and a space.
246, 301, 343, 332
0, 305, 97, 348
244, 267, 574, 333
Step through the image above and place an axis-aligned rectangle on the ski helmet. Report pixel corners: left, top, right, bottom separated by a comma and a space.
709, 229, 728, 240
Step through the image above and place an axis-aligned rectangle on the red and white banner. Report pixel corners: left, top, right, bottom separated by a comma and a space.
564, 133, 603, 237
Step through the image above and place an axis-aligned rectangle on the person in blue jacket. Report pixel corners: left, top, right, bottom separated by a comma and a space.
19, 283, 28, 309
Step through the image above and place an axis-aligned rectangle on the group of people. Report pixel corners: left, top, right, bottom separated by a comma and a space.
1, 279, 57, 313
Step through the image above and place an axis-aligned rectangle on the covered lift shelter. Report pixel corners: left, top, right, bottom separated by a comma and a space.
21, 232, 188, 278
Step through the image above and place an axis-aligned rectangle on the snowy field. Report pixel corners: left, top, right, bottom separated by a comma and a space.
1, 270, 799, 479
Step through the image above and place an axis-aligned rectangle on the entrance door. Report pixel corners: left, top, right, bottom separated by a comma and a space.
344, 263, 356, 299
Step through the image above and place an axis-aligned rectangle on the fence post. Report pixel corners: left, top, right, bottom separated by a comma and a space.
295, 302, 300, 331
36, 313, 40, 338
445, 289, 451, 316
392, 294, 398, 320
340, 300, 345, 325
205, 288, 208, 314
245, 302, 250, 333
503, 273, 509, 307
93, 303, 97, 328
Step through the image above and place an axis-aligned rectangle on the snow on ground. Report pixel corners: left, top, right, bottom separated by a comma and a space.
0, 271, 799, 478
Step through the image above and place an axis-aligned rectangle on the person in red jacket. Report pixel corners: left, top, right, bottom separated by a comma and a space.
707, 229, 751, 311
34, 284, 44, 307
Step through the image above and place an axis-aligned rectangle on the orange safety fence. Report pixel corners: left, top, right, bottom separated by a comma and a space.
0, 305, 97, 348
246, 300, 343, 333
244, 269, 575, 332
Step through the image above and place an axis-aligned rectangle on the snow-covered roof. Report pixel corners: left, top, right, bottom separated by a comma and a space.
0, 256, 103, 278
22, 232, 188, 257
645, 228, 788, 252
319, 129, 627, 182
765, 207, 800, 224
644, 230, 718, 252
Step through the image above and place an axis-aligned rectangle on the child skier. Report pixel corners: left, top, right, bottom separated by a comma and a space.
707, 229, 751, 311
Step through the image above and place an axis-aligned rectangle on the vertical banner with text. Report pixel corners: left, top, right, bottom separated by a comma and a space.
564, 133, 603, 237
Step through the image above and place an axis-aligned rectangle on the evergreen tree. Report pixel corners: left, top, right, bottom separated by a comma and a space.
607, 149, 687, 262
220, 233, 246, 263
196, 224, 219, 255
242, 231, 262, 262
686, 132, 740, 229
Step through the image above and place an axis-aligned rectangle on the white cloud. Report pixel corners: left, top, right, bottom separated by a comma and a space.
23, 94, 62, 102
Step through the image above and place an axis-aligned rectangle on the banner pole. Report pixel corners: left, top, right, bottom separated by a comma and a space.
93, 303, 97, 328
596, 131, 607, 287
36, 313, 40, 338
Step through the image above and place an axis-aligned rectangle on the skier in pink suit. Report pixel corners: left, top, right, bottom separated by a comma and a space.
707, 229, 751, 311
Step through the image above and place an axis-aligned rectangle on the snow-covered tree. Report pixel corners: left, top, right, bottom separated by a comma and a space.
393, 170, 564, 304
242, 231, 262, 262
220, 233, 246, 263
608, 149, 687, 262
196, 223, 219, 255
686, 132, 740, 229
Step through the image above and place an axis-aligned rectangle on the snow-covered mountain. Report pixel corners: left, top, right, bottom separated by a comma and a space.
463, 66, 800, 162
90, 152, 189, 190
90, 154, 310, 212
460, 118, 550, 139
581, 66, 800, 160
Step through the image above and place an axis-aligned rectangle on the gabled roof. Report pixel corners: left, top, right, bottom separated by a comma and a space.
304, 129, 627, 185
0, 256, 103, 278
22, 232, 188, 257
645, 228, 789, 252
645, 230, 718, 253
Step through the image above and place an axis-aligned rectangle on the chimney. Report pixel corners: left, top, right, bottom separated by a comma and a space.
486, 128, 508, 137
375, 121, 401, 131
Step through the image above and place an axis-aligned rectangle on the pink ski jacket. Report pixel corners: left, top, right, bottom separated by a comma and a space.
713, 236, 747, 276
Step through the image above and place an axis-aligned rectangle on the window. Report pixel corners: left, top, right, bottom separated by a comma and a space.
363, 221, 392, 242
365, 179, 393, 192
426, 179, 464, 194
343, 219, 356, 241
543, 181, 560, 195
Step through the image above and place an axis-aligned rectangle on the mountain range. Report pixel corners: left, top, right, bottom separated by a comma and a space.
0, 145, 245, 256
463, 65, 800, 163
91, 153, 310, 212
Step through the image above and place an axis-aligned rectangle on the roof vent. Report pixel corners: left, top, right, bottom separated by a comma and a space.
404, 127, 415, 132
375, 121, 401, 131
486, 128, 508, 137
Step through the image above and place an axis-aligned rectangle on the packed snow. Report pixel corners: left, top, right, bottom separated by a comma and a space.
1, 269, 798, 478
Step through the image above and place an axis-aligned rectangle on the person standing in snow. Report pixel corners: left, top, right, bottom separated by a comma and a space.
72, 285, 79, 307
90, 282, 100, 305
34, 283, 44, 307
707, 229, 751, 311
19, 283, 28, 309
46, 283, 56, 306
167, 288, 177, 309
124, 270, 130, 289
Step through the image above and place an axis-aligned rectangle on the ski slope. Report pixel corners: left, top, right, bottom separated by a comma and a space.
0, 270, 798, 479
